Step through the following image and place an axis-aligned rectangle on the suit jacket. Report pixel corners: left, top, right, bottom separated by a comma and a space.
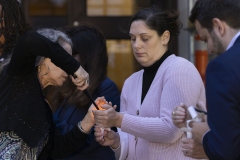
203, 36, 240, 160
53, 77, 120, 160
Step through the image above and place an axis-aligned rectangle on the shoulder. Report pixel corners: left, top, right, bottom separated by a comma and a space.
212, 44, 240, 72
123, 69, 143, 85
98, 77, 118, 90
95, 77, 120, 97
163, 55, 198, 76
126, 69, 143, 81
206, 57, 240, 84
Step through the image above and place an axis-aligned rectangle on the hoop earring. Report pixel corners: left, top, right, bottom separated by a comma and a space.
38, 63, 50, 76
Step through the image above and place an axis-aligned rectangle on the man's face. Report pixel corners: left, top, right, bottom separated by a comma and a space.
195, 20, 225, 55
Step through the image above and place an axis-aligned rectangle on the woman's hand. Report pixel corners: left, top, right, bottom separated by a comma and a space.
87, 97, 107, 123
94, 126, 120, 149
93, 103, 123, 128
80, 97, 107, 133
71, 66, 89, 91
172, 103, 191, 128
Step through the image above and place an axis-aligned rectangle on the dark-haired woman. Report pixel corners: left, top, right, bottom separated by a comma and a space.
46, 24, 120, 160
93, 6, 206, 160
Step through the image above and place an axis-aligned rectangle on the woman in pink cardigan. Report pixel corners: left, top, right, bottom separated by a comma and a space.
93, 6, 206, 160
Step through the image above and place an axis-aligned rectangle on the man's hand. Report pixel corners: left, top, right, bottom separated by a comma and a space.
190, 115, 210, 144
182, 138, 209, 159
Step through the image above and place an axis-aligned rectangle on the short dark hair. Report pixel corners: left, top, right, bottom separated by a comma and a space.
189, 0, 240, 31
0, 0, 31, 56
129, 5, 182, 43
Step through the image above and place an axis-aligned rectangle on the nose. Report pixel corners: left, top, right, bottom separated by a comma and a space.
133, 38, 141, 50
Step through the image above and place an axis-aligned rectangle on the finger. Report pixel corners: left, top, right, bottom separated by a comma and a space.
101, 104, 113, 110
94, 127, 104, 135
176, 106, 186, 112
113, 105, 117, 110
96, 96, 105, 102
104, 127, 111, 132
99, 139, 105, 145
94, 126, 101, 131
92, 110, 101, 117
172, 114, 186, 119
174, 110, 186, 116
173, 119, 185, 123
189, 121, 196, 128
180, 103, 189, 110
77, 83, 89, 91
94, 130, 103, 136
94, 132, 104, 140
95, 136, 104, 142
182, 137, 194, 143
93, 110, 105, 117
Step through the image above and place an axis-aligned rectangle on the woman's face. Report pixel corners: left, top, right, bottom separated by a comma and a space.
129, 20, 167, 67
45, 41, 72, 86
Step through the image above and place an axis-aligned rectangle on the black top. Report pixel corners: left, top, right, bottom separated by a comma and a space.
141, 50, 172, 103
0, 31, 88, 159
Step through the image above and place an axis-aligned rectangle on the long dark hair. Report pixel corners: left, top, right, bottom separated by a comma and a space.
46, 24, 108, 110
0, 0, 31, 56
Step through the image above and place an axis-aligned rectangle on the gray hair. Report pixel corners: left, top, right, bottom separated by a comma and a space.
37, 28, 72, 46
36, 28, 73, 66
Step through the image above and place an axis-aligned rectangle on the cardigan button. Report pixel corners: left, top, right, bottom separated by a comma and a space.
136, 110, 139, 115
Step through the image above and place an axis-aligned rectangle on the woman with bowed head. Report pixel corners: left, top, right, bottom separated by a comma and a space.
93, 6, 206, 160
0, 28, 101, 159
46, 24, 120, 160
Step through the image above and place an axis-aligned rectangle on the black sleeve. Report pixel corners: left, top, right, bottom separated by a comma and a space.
50, 126, 88, 158
7, 31, 80, 76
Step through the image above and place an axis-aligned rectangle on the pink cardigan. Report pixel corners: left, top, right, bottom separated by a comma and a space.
114, 55, 206, 160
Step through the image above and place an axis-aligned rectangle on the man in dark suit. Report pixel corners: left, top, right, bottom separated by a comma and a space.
188, 0, 240, 159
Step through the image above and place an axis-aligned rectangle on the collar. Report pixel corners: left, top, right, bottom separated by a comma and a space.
143, 50, 172, 74
226, 31, 240, 51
